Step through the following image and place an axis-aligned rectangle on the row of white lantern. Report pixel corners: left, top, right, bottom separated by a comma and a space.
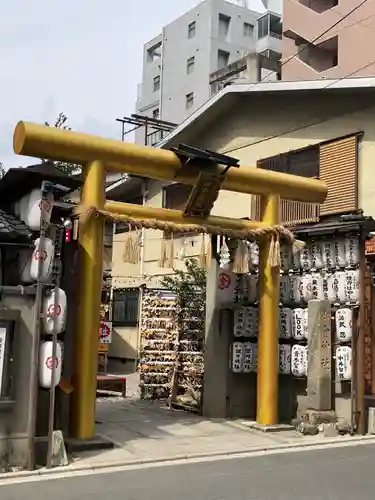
233, 307, 259, 338
281, 306, 354, 342
280, 235, 359, 271
237, 269, 359, 306
279, 269, 360, 304
14, 188, 54, 232
231, 343, 352, 380
14, 188, 68, 389
234, 306, 353, 342
246, 236, 360, 272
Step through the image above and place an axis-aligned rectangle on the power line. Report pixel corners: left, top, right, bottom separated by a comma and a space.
264, 0, 370, 84
158, 1, 370, 148
285, 0, 375, 36
221, 57, 375, 155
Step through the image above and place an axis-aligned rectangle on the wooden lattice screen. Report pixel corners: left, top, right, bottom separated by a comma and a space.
251, 133, 361, 223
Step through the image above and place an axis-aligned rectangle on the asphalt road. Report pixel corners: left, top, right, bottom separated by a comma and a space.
2, 444, 375, 500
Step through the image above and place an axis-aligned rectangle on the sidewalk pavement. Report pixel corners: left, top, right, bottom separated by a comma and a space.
67, 373, 375, 471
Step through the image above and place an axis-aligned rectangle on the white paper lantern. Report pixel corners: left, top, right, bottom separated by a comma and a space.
345, 269, 360, 303
292, 308, 306, 340
328, 271, 346, 303
249, 242, 259, 268
333, 239, 346, 268
301, 273, 313, 302
290, 249, 301, 271
244, 307, 258, 338
308, 241, 324, 270
30, 237, 55, 282
234, 308, 245, 337
335, 307, 353, 342
289, 275, 303, 305
311, 272, 325, 300
231, 342, 244, 372
321, 271, 330, 301
19, 237, 55, 283
39, 341, 63, 389
291, 344, 307, 377
20, 189, 54, 231
279, 344, 291, 375
246, 274, 259, 304
300, 245, 312, 271
279, 308, 293, 339
280, 246, 292, 272
42, 288, 67, 335
322, 240, 335, 269
336, 346, 352, 381
345, 235, 360, 267
279, 275, 291, 304
243, 342, 254, 373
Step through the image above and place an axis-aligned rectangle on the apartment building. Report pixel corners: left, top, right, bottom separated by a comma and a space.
282, 0, 375, 81
135, 0, 282, 145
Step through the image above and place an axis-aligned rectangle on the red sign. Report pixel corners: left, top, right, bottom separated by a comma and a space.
34, 250, 47, 261
99, 321, 112, 343
47, 303, 61, 317
46, 356, 59, 370
218, 272, 231, 290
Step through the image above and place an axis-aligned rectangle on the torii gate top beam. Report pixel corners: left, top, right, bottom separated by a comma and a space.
13, 121, 327, 204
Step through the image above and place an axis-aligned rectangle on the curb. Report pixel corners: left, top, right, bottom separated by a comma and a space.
2, 434, 375, 481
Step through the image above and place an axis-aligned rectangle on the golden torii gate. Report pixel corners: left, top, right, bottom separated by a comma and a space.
13, 121, 327, 440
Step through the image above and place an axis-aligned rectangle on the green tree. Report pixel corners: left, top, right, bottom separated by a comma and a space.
0, 162, 5, 179
161, 258, 207, 318
43, 112, 81, 175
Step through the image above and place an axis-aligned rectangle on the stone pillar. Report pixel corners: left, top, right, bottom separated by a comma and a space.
202, 259, 235, 418
306, 300, 332, 411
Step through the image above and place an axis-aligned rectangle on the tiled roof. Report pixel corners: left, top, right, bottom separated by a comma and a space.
0, 209, 31, 240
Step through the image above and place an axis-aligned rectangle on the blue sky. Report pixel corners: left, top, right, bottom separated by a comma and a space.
0, 0, 203, 168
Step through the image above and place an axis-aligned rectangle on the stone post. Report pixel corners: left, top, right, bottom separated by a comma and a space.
306, 300, 332, 411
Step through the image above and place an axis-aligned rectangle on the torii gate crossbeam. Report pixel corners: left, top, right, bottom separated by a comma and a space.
13, 121, 327, 440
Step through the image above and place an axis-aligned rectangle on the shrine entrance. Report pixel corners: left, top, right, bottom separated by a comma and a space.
13, 120, 327, 440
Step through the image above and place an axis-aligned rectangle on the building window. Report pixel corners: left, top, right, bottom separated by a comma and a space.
147, 42, 162, 63
218, 13, 231, 40
185, 92, 194, 110
187, 56, 195, 74
188, 21, 196, 39
257, 13, 282, 40
153, 108, 160, 119
243, 22, 254, 37
217, 49, 230, 69
112, 289, 140, 327
153, 75, 160, 92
